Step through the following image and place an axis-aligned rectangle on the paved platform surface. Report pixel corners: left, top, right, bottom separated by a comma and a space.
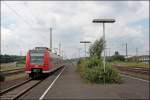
44, 64, 149, 99
20, 64, 149, 99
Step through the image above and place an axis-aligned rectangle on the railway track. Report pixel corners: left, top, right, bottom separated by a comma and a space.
0, 66, 64, 100
0, 68, 24, 77
1, 68, 24, 73
0, 78, 44, 100
113, 65, 149, 75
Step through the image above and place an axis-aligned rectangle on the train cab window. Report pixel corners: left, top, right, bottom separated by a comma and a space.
30, 50, 44, 65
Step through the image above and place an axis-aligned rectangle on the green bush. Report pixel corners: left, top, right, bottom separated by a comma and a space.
0, 54, 25, 63
77, 37, 122, 84
84, 56, 99, 68
17, 59, 26, 64
77, 57, 122, 84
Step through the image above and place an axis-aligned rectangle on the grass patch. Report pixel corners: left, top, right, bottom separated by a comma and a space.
0, 63, 24, 71
111, 61, 149, 68
4, 73, 27, 81
77, 57, 122, 84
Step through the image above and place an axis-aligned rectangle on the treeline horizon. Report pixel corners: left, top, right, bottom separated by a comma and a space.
0, 54, 25, 63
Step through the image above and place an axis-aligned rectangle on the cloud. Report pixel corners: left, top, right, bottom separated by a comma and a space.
1, 1, 149, 58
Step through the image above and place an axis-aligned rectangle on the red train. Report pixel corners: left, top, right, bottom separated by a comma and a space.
25, 47, 64, 78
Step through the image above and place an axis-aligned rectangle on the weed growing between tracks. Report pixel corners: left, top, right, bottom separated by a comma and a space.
77, 56, 122, 84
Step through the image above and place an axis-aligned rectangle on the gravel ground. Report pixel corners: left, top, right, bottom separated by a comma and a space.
0, 75, 28, 91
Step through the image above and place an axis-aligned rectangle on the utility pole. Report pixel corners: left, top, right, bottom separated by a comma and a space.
50, 27, 52, 51
125, 43, 128, 57
109, 48, 111, 58
103, 23, 106, 66
85, 43, 86, 57
105, 48, 107, 58
108, 48, 111, 62
136, 48, 138, 56
59, 43, 61, 56
136, 48, 138, 62
61, 50, 63, 59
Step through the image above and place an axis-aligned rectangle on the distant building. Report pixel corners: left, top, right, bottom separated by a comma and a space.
126, 55, 150, 62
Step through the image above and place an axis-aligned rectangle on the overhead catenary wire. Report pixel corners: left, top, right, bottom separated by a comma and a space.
3, 2, 33, 28
3, 2, 44, 56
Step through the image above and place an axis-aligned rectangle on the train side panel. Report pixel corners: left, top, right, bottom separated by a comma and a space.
42, 51, 54, 73
25, 48, 64, 78
25, 51, 31, 73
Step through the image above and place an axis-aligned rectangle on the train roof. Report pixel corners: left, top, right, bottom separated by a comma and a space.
34, 47, 49, 50
29, 47, 50, 52
29, 47, 63, 59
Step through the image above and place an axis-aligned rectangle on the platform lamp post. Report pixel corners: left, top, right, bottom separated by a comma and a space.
50, 27, 52, 51
93, 19, 115, 83
61, 50, 65, 59
80, 41, 91, 58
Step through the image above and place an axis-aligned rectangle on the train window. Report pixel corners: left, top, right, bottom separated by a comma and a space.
30, 50, 44, 65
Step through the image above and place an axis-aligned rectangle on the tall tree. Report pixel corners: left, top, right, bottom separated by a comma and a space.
89, 37, 105, 59
111, 51, 125, 61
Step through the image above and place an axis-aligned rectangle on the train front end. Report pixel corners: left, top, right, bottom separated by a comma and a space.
25, 47, 50, 78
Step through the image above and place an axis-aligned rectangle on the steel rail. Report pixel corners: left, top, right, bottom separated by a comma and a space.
1, 68, 24, 73
13, 66, 64, 100
1, 70, 25, 77
0, 66, 64, 100
113, 65, 149, 75
12, 79, 44, 100
0, 79, 31, 95
0, 77, 46, 100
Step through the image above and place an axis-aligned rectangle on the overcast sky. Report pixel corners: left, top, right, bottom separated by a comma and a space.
1, 1, 149, 58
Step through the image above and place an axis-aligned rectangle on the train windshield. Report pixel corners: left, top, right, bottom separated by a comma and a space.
30, 50, 44, 65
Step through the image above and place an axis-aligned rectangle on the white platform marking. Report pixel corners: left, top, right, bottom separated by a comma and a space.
121, 73, 149, 83
39, 67, 65, 100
